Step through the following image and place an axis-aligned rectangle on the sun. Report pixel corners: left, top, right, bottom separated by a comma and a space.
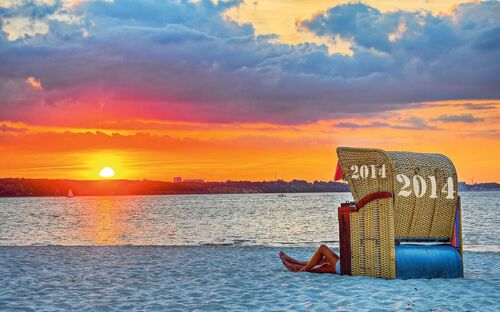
99, 167, 115, 178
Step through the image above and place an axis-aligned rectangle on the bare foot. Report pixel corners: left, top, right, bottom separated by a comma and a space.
279, 252, 304, 272
279, 251, 307, 266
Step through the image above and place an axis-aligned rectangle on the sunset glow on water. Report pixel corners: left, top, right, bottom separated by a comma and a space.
0, 192, 497, 250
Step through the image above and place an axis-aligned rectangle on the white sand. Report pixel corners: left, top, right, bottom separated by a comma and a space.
0, 246, 498, 311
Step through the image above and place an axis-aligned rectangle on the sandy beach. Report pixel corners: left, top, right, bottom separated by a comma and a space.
1, 246, 498, 311
0, 193, 498, 311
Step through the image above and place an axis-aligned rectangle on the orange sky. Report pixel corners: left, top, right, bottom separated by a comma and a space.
0, 0, 499, 183
1, 99, 498, 182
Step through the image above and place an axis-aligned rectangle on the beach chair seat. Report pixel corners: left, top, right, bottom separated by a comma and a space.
336, 147, 463, 279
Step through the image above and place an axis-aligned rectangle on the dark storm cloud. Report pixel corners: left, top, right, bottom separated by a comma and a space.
0, 0, 499, 124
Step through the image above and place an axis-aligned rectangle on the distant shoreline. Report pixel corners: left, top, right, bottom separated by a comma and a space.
0, 178, 498, 197
0, 191, 355, 198
2, 190, 499, 198
0, 178, 352, 197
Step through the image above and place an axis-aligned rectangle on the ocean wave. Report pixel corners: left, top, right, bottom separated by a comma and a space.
0, 243, 498, 253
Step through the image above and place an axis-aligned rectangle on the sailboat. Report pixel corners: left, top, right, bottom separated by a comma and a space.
67, 189, 74, 198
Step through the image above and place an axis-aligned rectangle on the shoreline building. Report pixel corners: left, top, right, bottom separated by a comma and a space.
183, 179, 204, 183
173, 177, 204, 183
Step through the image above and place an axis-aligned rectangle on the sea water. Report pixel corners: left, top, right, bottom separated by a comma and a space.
0, 192, 498, 250
0, 192, 499, 310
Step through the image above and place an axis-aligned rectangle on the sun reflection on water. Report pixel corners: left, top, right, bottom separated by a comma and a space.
81, 197, 128, 246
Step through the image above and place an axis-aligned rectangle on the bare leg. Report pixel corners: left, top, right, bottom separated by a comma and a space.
279, 245, 338, 274
279, 251, 327, 266
299, 245, 339, 272
310, 263, 336, 274
280, 255, 335, 273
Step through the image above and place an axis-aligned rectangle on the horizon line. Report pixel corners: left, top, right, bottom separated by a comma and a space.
0, 177, 498, 184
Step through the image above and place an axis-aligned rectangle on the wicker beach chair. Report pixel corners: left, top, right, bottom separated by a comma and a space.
336, 147, 463, 279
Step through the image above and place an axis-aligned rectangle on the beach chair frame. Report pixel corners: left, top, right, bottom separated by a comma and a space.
336, 147, 463, 278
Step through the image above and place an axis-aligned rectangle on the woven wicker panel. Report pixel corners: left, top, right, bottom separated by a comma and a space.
337, 147, 394, 201
386, 151, 458, 239
337, 147, 396, 278
378, 198, 396, 278
348, 198, 396, 278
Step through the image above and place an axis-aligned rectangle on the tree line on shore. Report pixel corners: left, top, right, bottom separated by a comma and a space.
0, 178, 350, 196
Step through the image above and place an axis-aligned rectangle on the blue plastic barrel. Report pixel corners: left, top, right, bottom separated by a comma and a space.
395, 244, 463, 279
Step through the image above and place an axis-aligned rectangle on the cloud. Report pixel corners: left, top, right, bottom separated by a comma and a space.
463, 129, 500, 139
397, 116, 436, 130
460, 103, 497, 110
25, 76, 43, 90
0, 123, 27, 132
335, 121, 391, 129
0, 1, 499, 125
432, 113, 484, 123
388, 20, 407, 42
335, 117, 436, 130
0, 0, 73, 40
